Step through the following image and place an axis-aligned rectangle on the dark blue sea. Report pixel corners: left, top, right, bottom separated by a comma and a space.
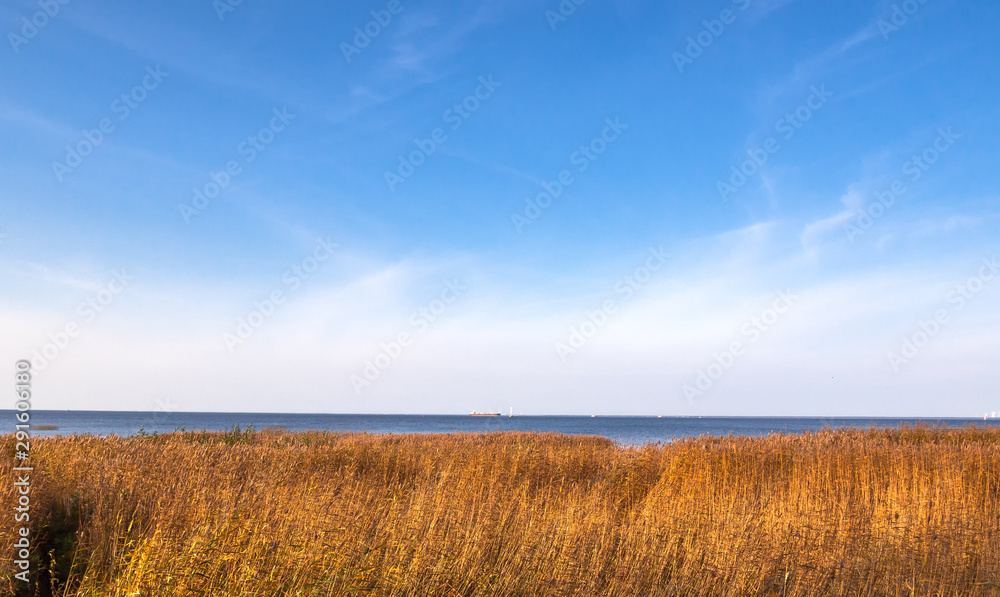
7, 411, 999, 446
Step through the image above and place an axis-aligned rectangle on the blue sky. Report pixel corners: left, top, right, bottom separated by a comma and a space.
1, 0, 998, 416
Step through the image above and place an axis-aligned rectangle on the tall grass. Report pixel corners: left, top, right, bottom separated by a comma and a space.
2, 426, 999, 596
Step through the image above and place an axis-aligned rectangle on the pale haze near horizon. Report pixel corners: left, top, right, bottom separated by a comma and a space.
1, 0, 998, 417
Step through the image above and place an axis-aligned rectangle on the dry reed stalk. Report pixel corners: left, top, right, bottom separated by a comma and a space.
0, 426, 997, 596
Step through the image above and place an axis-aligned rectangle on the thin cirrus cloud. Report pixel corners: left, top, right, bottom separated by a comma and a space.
2, 217, 996, 416
0, 0, 997, 416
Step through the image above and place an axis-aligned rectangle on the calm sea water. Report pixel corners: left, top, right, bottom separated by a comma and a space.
6, 411, 999, 446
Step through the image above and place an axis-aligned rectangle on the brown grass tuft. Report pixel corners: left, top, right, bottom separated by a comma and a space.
2, 425, 999, 596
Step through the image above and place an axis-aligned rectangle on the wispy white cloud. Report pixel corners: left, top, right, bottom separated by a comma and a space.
744, 0, 800, 24
757, 23, 877, 108
0, 103, 77, 138
799, 184, 864, 253
5, 218, 995, 416
383, 4, 499, 76
443, 152, 544, 185
11, 262, 109, 292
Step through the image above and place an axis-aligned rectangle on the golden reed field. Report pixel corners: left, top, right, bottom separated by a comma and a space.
2, 426, 999, 597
